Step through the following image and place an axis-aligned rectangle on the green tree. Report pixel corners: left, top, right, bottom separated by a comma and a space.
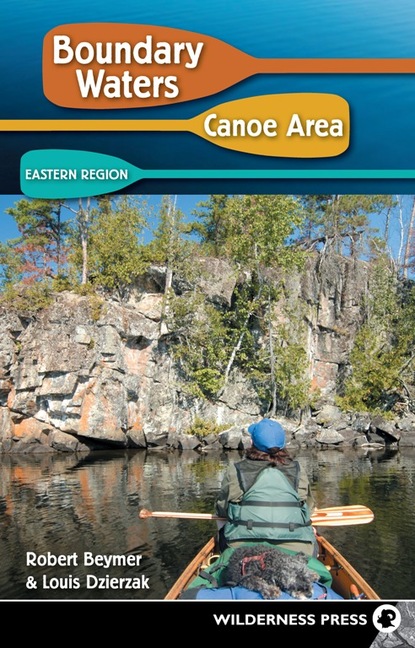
167, 291, 230, 398
0, 241, 23, 287
4, 198, 70, 282
298, 195, 395, 258
168, 194, 311, 412
189, 195, 229, 255
145, 195, 202, 334
215, 194, 304, 267
148, 195, 182, 264
338, 254, 415, 413
84, 195, 149, 295
213, 195, 306, 406
273, 337, 311, 413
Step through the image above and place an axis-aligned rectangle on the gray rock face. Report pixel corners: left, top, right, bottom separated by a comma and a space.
300, 253, 369, 397
1, 291, 168, 452
0, 254, 407, 453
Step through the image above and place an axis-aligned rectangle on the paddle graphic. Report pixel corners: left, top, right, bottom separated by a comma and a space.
6, 93, 349, 158
42, 23, 415, 109
20, 149, 415, 199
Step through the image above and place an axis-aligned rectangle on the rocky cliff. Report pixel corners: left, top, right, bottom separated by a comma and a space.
0, 253, 381, 453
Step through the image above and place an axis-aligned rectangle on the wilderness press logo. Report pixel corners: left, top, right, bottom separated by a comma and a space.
372, 604, 402, 634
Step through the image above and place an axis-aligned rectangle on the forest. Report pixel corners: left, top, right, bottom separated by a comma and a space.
1, 193, 415, 419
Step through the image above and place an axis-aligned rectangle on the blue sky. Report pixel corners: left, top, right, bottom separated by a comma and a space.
0, 195, 22, 240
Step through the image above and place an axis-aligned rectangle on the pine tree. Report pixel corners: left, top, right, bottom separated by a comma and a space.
86, 195, 149, 295
338, 253, 415, 413
188, 195, 229, 255
298, 194, 395, 258
5, 198, 70, 282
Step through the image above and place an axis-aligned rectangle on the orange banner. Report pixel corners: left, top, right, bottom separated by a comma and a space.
43, 23, 415, 110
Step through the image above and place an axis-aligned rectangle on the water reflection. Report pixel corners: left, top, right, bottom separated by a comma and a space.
0, 449, 224, 600
0, 446, 414, 600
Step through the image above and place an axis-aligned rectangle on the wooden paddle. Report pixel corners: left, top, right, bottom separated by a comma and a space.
139, 504, 374, 527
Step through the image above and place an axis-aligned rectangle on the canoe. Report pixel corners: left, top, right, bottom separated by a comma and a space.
164, 533, 380, 600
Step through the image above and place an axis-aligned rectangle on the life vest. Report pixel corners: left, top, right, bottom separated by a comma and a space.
223, 462, 316, 547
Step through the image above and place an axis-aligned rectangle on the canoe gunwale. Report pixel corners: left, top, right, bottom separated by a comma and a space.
317, 534, 379, 600
164, 534, 379, 600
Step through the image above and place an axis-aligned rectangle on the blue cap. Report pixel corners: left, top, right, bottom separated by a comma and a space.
248, 418, 286, 452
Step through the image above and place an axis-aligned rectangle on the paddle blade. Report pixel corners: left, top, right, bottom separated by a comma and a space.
189, 93, 350, 158
311, 505, 374, 527
43, 24, 256, 109
20, 149, 144, 198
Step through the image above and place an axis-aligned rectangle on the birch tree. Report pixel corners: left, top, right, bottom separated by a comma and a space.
403, 196, 415, 277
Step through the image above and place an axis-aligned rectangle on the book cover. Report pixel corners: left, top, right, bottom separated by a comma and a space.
1, 1, 414, 643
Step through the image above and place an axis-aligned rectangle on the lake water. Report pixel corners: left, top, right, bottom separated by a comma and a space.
0, 444, 414, 601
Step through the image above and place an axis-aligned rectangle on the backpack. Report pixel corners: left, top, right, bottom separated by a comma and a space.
179, 542, 338, 600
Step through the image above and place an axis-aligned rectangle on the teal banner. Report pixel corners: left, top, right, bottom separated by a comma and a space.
20, 149, 415, 199
21, 149, 142, 198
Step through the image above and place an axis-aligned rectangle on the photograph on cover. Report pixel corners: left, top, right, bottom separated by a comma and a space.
0, 192, 414, 601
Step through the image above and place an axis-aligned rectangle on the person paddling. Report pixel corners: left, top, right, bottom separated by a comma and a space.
215, 418, 318, 557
